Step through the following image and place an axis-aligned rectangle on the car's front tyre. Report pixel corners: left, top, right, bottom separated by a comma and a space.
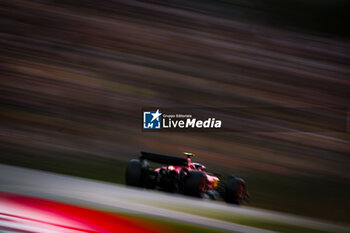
224, 176, 247, 204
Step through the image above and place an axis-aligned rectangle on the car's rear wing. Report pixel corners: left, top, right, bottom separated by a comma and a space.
140, 152, 188, 166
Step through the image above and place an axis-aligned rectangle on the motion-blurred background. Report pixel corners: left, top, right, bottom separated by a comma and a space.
0, 0, 349, 223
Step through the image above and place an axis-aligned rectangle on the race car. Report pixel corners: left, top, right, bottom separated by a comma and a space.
125, 152, 249, 205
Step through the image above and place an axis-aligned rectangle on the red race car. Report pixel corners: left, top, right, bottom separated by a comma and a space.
125, 152, 249, 205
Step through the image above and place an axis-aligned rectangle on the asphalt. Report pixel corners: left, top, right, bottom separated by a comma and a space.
0, 164, 348, 233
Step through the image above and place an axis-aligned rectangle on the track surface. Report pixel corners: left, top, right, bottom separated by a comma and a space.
0, 164, 348, 233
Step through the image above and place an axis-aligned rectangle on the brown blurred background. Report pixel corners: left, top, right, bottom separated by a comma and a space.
0, 0, 349, 223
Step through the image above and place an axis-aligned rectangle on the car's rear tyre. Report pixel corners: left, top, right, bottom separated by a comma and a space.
184, 171, 206, 197
125, 159, 148, 187
224, 176, 246, 204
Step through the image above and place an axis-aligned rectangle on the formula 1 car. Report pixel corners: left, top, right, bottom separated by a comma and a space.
125, 152, 249, 204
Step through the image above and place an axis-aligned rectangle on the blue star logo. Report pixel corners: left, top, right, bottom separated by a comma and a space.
143, 109, 162, 129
